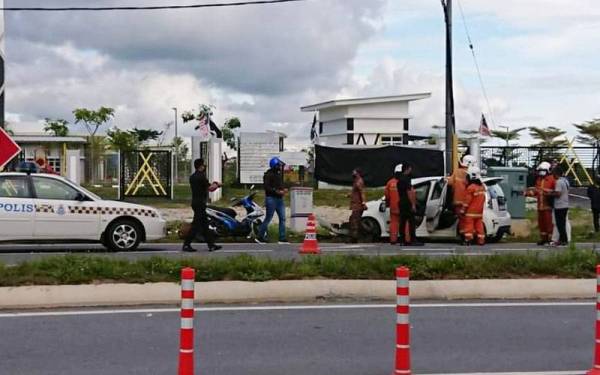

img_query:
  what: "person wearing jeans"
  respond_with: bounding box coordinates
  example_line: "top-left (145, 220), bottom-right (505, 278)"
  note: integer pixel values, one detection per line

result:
top-left (257, 157), bottom-right (288, 243)
top-left (551, 167), bottom-right (570, 246)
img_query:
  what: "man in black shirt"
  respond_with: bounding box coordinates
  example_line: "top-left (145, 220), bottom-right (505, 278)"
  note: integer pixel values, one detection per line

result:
top-left (397, 163), bottom-right (423, 246)
top-left (182, 158), bottom-right (222, 252)
top-left (588, 176), bottom-right (600, 232)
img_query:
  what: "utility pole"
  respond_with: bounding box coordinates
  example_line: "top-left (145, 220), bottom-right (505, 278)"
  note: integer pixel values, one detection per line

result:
top-left (442, 0), bottom-right (455, 174)
top-left (172, 107), bottom-right (178, 184)
top-left (1, 0), bottom-right (5, 130)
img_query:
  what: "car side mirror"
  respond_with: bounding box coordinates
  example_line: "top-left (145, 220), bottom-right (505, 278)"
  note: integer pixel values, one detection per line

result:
top-left (75, 192), bottom-right (86, 201)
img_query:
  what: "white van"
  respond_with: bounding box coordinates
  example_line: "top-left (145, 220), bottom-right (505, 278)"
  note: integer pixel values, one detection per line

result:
top-left (360, 176), bottom-right (511, 242)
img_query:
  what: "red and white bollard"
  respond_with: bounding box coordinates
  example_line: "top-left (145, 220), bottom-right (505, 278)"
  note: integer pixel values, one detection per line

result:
top-left (587, 265), bottom-right (600, 375)
top-left (179, 267), bottom-right (195, 375)
top-left (393, 266), bottom-right (411, 375)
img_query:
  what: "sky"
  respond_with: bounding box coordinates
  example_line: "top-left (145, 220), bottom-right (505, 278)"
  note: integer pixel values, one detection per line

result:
top-left (4, 0), bottom-right (600, 148)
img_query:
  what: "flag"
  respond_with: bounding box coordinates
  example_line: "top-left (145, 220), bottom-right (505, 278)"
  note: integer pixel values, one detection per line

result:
top-left (195, 112), bottom-right (210, 141)
top-left (479, 114), bottom-right (491, 137)
top-left (310, 114), bottom-right (317, 142)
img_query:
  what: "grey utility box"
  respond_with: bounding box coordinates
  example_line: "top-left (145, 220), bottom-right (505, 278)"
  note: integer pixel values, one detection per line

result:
top-left (487, 167), bottom-right (528, 219)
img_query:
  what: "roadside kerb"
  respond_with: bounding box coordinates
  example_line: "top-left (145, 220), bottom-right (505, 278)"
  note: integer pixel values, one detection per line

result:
top-left (0, 279), bottom-right (595, 309)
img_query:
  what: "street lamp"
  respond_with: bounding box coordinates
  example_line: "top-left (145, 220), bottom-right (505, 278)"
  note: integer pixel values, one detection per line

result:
top-left (172, 107), bottom-right (178, 184)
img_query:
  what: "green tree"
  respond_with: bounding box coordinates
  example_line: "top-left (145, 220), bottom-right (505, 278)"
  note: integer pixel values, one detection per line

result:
top-left (43, 118), bottom-right (70, 137)
top-left (490, 127), bottom-right (526, 145)
top-left (574, 118), bottom-right (600, 146)
top-left (172, 136), bottom-right (189, 162)
top-left (73, 107), bottom-right (115, 183)
top-left (222, 117), bottom-right (241, 150)
top-left (528, 126), bottom-right (567, 147)
top-left (105, 128), bottom-right (137, 152)
top-left (129, 127), bottom-right (163, 145)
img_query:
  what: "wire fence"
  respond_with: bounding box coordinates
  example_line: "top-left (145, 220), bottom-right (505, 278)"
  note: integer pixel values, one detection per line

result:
top-left (481, 146), bottom-right (600, 186)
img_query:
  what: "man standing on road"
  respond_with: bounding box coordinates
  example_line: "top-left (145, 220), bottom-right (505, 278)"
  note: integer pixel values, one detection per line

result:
top-left (183, 158), bottom-right (222, 252)
top-left (348, 168), bottom-right (367, 244)
top-left (397, 163), bottom-right (423, 246)
top-left (525, 162), bottom-right (556, 245)
top-left (462, 166), bottom-right (486, 246)
top-left (588, 177), bottom-right (600, 233)
top-left (257, 157), bottom-right (288, 244)
top-left (447, 154), bottom-right (475, 241)
top-left (551, 167), bottom-right (570, 246)
top-left (384, 164), bottom-right (402, 245)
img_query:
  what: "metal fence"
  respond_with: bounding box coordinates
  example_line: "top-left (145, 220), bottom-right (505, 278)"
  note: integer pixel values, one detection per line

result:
top-left (480, 146), bottom-right (599, 186)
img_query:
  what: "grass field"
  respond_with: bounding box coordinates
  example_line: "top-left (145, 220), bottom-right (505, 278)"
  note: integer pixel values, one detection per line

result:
top-left (0, 248), bottom-right (597, 286)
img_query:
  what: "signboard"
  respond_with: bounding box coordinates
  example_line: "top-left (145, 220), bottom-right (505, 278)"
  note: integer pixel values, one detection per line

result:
top-left (278, 151), bottom-right (309, 167)
top-left (0, 127), bottom-right (21, 170)
top-left (239, 132), bottom-right (280, 184)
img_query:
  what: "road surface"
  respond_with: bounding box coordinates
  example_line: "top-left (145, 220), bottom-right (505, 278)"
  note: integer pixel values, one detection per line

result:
top-left (0, 242), bottom-right (598, 265)
top-left (0, 301), bottom-right (594, 374)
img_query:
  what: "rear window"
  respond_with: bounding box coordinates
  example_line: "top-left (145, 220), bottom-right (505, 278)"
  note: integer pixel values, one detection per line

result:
top-left (0, 176), bottom-right (31, 198)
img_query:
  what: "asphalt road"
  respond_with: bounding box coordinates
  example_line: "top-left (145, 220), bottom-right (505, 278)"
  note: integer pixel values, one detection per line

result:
top-left (0, 301), bottom-right (594, 375)
top-left (0, 242), bottom-right (599, 265)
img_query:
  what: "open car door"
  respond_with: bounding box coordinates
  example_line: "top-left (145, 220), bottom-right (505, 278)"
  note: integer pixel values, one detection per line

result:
top-left (424, 178), bottom-right (447, 233)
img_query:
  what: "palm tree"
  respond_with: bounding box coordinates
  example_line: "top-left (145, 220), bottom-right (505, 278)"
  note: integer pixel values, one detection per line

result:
top-left (43, 118), bottom-right (69, 137)
top-left (574, 118), bottom-right (600, 146)
top-left (491, 127), bottom-right (526, 145)
top-left (528, 126), bottom-right (567, 147)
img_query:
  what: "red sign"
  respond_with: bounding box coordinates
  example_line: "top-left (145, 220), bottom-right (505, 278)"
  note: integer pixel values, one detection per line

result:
top-left (0, 127), bottom-right (21, 170)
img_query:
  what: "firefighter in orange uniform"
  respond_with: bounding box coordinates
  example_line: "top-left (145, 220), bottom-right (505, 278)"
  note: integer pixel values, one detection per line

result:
top-left (462, 166), bottom-right (486, 246)
top-left (525, 162), bottom-right (556, 245)
top-left (447, 154), bottom-right (475, 240)
top-left (384, 164), bottom-right (403, 244)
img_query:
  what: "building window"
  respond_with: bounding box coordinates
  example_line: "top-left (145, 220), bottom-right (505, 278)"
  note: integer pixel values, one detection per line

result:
top-left (47, 157), bottom-right (62, 174)
top-left (403, 119), bottom-right (409, 132)
top-left (380, 135), bottom-right (403, 146)
top-left (347, 118), bottom-right (354, 131)
top-left (346, 134), bottom-right (354, 145)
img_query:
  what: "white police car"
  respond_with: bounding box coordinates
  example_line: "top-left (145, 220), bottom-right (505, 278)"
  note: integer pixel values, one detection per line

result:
top-left (0, 172), bottom-right (166, 251)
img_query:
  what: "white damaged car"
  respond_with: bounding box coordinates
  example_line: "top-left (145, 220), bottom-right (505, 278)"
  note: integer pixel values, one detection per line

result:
top-left (360, 176), bottom-right (512, 242)
top-left (0, 172), bottom-right (166, 251)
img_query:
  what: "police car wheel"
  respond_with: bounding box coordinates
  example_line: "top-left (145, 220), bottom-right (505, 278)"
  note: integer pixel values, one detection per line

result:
top-left (106, 220), bottom-right (142, 251)
top-left (360, 217), bottom-right (381, 242)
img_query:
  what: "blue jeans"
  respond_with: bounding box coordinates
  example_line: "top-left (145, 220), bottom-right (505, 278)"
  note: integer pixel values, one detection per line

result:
top-left (258, 196), bottom-right (286, 241)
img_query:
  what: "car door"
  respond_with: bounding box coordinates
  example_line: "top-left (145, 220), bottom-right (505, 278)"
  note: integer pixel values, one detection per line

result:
top-left (31, 176), bottom-right (100, 239)
top-left (0, 175), bottom-right (35, 240)
top-left (424, 179), bottom-right (447, 233)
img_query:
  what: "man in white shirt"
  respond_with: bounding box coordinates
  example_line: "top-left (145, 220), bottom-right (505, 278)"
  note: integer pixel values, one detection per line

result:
top-left (551, 167), bottom-right (570, 246)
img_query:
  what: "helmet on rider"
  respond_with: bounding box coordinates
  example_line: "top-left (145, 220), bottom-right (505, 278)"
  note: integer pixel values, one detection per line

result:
top-left (537, 161), bottom-right (551, 176)
top-left (269, 156), bottom-right (284, 169)
top-left (461, 155), bottom-right (476, 168)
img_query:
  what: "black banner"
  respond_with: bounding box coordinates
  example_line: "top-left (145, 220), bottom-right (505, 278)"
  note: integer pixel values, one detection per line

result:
top-left (315, 145), bottom-right (444, 187)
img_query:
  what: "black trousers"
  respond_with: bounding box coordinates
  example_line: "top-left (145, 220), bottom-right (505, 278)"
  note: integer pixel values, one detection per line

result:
top-left (593, 209), bottom-right (600, 233)
top-left (184, 204), bottom-right (215, 247)
top-left (399, 209), bottom-right (417, 244)
top-left (554, 208), bottom-right (569, 244)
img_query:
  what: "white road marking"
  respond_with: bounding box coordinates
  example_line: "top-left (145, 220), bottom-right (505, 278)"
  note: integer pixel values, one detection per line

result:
top-left (423, 372), bottom-right (585, 375)
top-left (221, 249), bottom-right (273, 253)
top-left (0, 301), bottom-right (593, 318)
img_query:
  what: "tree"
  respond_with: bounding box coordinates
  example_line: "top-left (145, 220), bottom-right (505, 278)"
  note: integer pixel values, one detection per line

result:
top-left (528, 126), bottom-right (567, 147)
top-left (574, 118), bottom-right (600, 146)
top-left (222, 117), bottom-right (241, 150)
top-left (105, 128), bottom-right (137, 152)
top-left (490, 127), bottom-right (526, 145)
top-left (172, 136), bottom-right (189, 162)
top-left (129, 127), bottom-right (163, 145)
top-left (43, 118), bottom-right (70, 137)
top-left (73, 107), bottom-right (115, 183)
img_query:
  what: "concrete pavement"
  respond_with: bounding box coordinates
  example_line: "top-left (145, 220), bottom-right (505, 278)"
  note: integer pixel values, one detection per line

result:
top-left (0, 241), bottom-right (598, 265)
top-left (0, 302), bottom-right (594, 374)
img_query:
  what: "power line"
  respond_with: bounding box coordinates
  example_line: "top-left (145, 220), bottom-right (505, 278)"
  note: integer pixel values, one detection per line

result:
top-left (456, 0), bottom-right (497, 130)
top-left (1, 0), bottom-right (306, 11)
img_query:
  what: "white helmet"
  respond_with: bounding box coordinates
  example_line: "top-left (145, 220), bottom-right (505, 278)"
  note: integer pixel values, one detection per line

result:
top-left (467, 166), bottom-right (481, 179)
top-left (394, 164), bottom-right (403, 173)
top-left (461, 155), bottom-right (476, 168)
top-left (537, 161), bottom-right (551, 176)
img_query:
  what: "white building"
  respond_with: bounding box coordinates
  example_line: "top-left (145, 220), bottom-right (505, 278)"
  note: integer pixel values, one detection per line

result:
top-left (301, 93), bottom-right (431, 146)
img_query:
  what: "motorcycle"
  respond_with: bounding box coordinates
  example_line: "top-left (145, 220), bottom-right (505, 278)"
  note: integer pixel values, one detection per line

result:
top-left (204, 191), bottom-right (264, 241)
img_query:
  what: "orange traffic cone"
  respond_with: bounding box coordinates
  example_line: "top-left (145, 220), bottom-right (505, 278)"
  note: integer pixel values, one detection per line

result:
top-left (300, 213), bottom-right (320, 255)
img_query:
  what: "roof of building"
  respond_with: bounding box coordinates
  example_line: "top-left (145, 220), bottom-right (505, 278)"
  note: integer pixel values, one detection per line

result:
top-left (12, 134), bottom-right (88, 144)
top-left (300, 93), bottom-right (432, 112)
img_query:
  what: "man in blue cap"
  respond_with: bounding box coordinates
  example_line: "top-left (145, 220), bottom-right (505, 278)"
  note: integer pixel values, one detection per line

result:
top-left (257, 156), bottom-right (288, 243)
